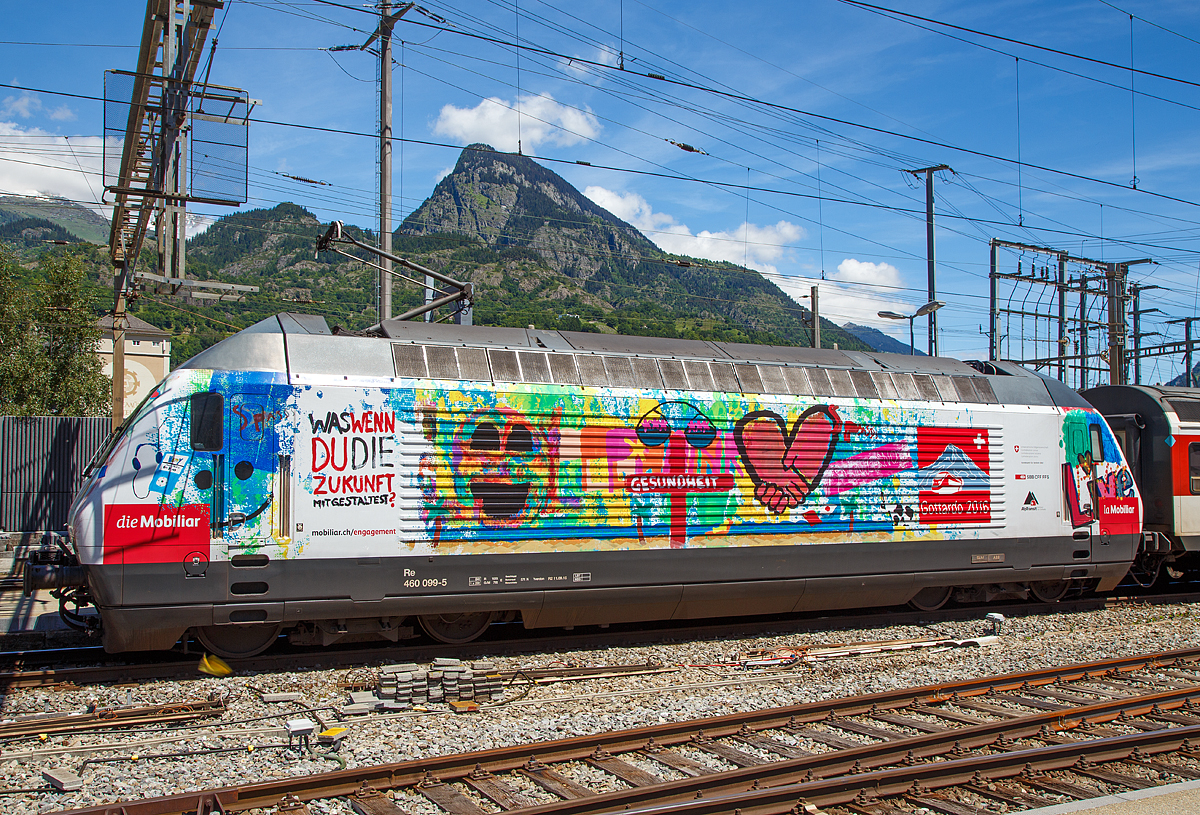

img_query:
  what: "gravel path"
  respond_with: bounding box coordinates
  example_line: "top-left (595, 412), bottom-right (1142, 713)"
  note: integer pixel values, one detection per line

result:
top-left (3, 601), bottom-right (1198, 814)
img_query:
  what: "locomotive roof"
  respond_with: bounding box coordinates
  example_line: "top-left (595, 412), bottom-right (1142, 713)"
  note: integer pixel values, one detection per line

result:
top-left (178, 312), bottom-right (1087, 409)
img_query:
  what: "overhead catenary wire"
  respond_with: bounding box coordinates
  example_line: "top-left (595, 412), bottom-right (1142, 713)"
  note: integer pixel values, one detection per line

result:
top-left (380, 17), bottom-right (1200, 209)
top-left (7, 6), bottom-right (1200, 354)
top-left (2, 32), bottom-right (1200, 246)
top-left (833, 0), bottom-right (1200, 90)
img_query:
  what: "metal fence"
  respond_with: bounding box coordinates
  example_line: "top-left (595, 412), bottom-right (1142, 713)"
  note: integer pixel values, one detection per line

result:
top-left (0, 417), bottom-right (110, 533)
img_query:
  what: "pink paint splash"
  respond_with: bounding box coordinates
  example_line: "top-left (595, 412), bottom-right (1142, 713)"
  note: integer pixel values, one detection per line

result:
top-left (822, 443), bottom-right (912, 496)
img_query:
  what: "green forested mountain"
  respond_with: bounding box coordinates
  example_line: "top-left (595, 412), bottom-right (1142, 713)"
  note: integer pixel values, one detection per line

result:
top-left (0, 195), bottom-right (109, 244)
top-left (3, 146), bottom-right (872, 367)
top-left (0, 217), bottom-right (83, 247)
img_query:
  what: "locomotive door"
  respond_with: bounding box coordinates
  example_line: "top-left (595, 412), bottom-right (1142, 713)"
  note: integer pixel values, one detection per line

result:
top-left (219, 393), bottom-right (280, 553)
top-left (1062, 420), bottom-right (1099, 554)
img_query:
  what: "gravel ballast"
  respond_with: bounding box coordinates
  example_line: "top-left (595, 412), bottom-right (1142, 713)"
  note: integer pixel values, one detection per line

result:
top-left (1, 600), bottom-right (1198, 814)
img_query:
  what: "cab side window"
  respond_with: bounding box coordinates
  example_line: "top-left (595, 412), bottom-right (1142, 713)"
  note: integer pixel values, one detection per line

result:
top-left (1190, 443), bottom-right (1200, 495)
top-left (190, 393), bottom-right (224, 451)
top-left (1089, 425), bottom-right (1104, 464)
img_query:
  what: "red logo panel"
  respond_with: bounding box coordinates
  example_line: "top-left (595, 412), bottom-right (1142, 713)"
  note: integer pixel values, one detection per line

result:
top-left (1098, 496), bottom-right (1140, 537)
top-left (917, 427), bottom-right (992, 524)
top-left (103, 503), bottom-right (210, 565)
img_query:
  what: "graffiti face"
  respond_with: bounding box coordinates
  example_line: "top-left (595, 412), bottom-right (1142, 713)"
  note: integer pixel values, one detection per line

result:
top-left (454, 408), bottom-right (555, 525)
top-left (632, 402), bottom-right (733, 548)
top-left (734, 405), bottom-right (842, 514)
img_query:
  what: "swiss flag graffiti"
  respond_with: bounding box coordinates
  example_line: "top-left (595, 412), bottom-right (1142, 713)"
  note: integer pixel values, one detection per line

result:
top-left (916, 427), bottom-right (992, 524)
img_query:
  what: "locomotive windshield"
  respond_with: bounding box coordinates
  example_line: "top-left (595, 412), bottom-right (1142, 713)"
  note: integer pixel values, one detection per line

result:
top-left (81, 388), bottom-right (158, 478)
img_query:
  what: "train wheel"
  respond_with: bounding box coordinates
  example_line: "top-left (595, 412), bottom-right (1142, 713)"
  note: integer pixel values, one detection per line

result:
top-left (1030, 580), bottom-right (1070, 603)
top-left (419, 612), bottom-right (495, 645)
top-left (909, 586), bottom-right (953, 611)
top-left (195, 624), bottom-right (282, 659)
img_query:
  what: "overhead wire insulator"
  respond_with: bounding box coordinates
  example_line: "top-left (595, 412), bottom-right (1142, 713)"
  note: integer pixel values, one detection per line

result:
top-left (667, 139), bottom-right (708, 155)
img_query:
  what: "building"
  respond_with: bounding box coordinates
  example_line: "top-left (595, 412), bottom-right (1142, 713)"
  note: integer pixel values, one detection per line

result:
top-left (97, 315), bottom-right (171, 417)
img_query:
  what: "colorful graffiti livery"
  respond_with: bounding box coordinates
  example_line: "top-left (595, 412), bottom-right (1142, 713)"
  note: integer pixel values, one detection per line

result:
top-left (58, 313), bottom-right (1151, 657)
top-left (84, 361), bottom-right (1142, 561)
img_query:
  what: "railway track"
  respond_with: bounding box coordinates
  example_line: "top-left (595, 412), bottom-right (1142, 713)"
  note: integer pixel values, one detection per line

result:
top-left (5, 588), bottom-right (1199, 691)
top-left (46, 647), bottom-right (1200, 815)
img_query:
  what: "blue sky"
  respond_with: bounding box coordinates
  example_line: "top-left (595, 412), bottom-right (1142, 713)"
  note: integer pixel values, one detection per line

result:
top-left (3, 0), bottom-right (1200, 381)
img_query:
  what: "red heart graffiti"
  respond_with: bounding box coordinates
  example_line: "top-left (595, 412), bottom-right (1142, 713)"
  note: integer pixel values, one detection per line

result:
top-left (734, 406), bottom-right (841, 514)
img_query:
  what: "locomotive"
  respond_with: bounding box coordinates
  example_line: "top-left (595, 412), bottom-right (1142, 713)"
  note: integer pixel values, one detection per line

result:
top-left (33, 313), bottom-right (1144, 658)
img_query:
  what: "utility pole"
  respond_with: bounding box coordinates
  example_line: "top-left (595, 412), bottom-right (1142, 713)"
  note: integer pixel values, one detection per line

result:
top-left (1057, 253), bottom-right (1067, 382)
top-left (112, 285), bottom-right (126, 431)
top-left (1106, 259), bottom-right (1151, 385)
top-left (379, 1), bottom-right (394, 322)
top-left (988, 240), bottom-right (998, 360)
top-left (1106, 262), bottom-right (1126, 386)
top-left (1130, 284), bottom-right (1161, 385)
top-left (1186, 320), bottom-right (1194, 388)
top-left (359, 3), bottom-right (414, 322)
top-left (1079, 275), bottom-right (1097, 390)
top-left (811, 285), bottom-right (820, 349)
top-left (907, 164), bottom-right (950, 356)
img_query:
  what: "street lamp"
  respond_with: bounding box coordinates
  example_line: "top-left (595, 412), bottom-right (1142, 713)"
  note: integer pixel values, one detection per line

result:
top-left (878, 300), bottom-right (945, 356)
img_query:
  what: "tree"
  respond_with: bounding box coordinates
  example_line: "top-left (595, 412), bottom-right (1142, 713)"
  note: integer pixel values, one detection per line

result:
top-left (0, 245), bottom-right (48, 414)
top-left (37, 250), bottom-right (109, 416)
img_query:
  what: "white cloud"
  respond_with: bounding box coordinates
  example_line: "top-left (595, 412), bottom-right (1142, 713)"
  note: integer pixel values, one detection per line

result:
top-left (824, 259), bottom-right (906, 327)
top-left (584, 185), bottom-right (804, 275)
top-left (434, 166), bottom-right (453, 184)
top-left (47, 105), bottom-right (76, 122)
top-left (1, 93), bottom-right (40, 119)
top-left (185, 213), bottom-right (213, 239)
top-left (0, 93), bottom-right (75, 122)
top-left (0, 122), bottom-right (109, 221)
top-left (583, 185), bottom-right (923, 343)
top-left (433, 93), bottom-right (600, 154)
top-left (834, 258), bottom-right (901, 288)
top-left (774, 258), bottom-right (926, 343)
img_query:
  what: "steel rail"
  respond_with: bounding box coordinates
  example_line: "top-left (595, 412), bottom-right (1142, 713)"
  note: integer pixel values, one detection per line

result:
top-left (47, 648), bottom-right (1200, 815)
top-left (592, 724), bottom-right (1200, 815)
top-left (458, 678), bottom-right (1200, 815)
top-left (0, 700), bottom-right (224, 740)
top-left (7, 589), bottom-right (1200, 691)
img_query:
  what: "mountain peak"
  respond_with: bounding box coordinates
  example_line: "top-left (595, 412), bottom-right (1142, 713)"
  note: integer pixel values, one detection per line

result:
top-left (392, 145), bottom-right (870, 350)
top-left (401, 145), bottom-right (650, 262)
